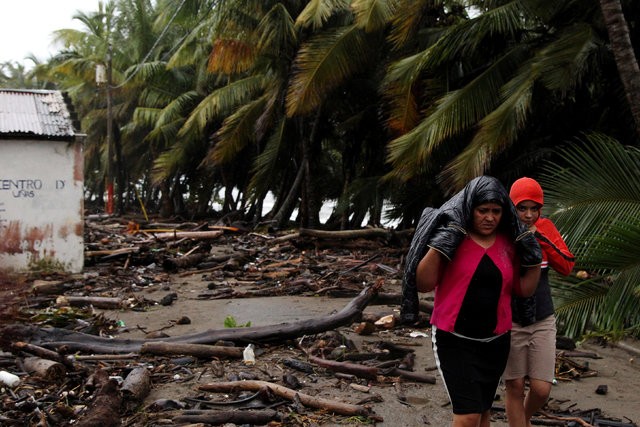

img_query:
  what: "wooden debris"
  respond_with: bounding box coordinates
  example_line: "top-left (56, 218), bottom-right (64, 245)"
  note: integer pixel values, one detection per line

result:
top-left (140, 341), bottom-right (244, 359)
top-left (198, 380), bottom-right (375, 418)
top-left (121, 366), bottom-right (152, 405)
top-left (23, 356), bottom-right (66, 381)
top-left (174, 409), bottom-right (284, 425)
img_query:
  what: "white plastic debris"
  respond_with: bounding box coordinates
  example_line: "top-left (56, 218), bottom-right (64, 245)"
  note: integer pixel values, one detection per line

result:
top-left (243, 344), bottom-right (256, 365)
top-left (0, 370), bottom-right (20, 388)
top-left (409, 331), bottom-right (429, 338)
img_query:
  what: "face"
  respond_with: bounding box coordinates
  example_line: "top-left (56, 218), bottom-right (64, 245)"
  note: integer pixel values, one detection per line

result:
top-left (472, 202), bottom-right (503, 236)
top-left (516, 200), bottom-right (541, 226)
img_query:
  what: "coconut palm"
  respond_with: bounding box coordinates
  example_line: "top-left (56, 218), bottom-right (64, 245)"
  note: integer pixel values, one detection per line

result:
top-left (540, 133), bottom-right (640, 339)
top-left (598, 0), bottom-right (640, 138)
top-left (383, 0), bottom-right (639, 194)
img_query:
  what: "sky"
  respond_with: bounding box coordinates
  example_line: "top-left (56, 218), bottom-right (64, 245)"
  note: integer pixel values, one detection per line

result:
top-left (0, 1), bottom-right (102, 65)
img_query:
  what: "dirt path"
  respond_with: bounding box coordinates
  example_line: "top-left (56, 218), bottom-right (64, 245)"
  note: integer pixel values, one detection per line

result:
top-left (101, 274), bottom-right (640, 426)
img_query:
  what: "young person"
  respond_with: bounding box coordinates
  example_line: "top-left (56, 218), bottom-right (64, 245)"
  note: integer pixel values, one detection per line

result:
top-left (504, 177), bottom-right (575, 427)
top-left (402, 175), bottom-right (542, 427)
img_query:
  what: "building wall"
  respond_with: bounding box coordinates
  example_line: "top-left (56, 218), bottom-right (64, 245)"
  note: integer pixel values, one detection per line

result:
top-left (0, 139), bottom-right (84, 273)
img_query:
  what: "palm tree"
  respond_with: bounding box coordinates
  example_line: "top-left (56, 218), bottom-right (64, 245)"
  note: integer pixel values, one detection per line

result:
top-left (540, 133), bottom-right (640, 339)
top-left (383, 0), bottom-right (639, 194)
top-left (598, 0), bottom-right (640, 139)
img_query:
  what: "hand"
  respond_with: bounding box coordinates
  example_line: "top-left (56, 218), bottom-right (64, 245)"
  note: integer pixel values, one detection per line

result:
top-left (428, 222), bottom-right (467, 260)
top-left (515, 229), bottom-right (542, 267)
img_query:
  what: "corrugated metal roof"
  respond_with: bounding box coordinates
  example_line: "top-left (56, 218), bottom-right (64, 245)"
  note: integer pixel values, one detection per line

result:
top-left (0, 89), bottom-right (77, 138)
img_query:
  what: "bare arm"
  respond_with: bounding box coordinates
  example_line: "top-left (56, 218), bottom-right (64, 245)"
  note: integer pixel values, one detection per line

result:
top-left (416, 248), bottom-right (445, 292)
top-left (517, 265), bottom-right (541, 297)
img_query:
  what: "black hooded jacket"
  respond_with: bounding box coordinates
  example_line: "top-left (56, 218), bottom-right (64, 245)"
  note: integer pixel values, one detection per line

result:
top-left (400, 176), bottom-right (541, 324)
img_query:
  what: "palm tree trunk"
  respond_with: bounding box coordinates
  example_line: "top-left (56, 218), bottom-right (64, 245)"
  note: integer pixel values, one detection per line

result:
top-left (272, 163), bottom-right (305, 228)
top-left (599, 0), bottom-right (640, 139)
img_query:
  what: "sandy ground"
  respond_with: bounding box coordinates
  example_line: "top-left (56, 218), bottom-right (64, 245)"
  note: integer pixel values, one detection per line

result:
top-left (97, 274), bottom-right (640, 426)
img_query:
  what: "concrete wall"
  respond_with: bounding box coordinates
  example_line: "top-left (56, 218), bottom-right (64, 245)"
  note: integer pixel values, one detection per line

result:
top-left (0, 139), bottom-right (84, 273)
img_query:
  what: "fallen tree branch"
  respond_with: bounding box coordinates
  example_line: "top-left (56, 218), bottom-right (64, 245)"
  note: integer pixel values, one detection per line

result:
top-left (140, 342), bottom-right (243, 359)
top-left (174, 409), bottom-right (284, 425)
top-left (198, 380), bottom-right (375, 418)
top-left (307, 355), bottom-right (436, 384)
top-left (538, 411), bottom-right (595, 427)
top-left (1, 280), bottom-right (384, 354)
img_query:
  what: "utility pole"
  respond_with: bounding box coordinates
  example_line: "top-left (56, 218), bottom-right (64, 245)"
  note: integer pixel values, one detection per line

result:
top-left (106, 43), bottom-right (114, 215)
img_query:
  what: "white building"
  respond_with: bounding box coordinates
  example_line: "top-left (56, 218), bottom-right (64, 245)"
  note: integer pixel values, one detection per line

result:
top-left (0, 89), bottom-right (85, 273)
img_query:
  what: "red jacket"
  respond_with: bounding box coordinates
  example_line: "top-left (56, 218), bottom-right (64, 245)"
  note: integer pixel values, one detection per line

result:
top-left (535, 217), bottom-right (574, 275)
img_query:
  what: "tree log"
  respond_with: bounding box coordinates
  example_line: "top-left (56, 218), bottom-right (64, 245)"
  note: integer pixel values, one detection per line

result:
top-left (198, 380), bottom-right (374, 418)
top-left (56, 295), bottom-right (126, 309)
top-left (121, 366), bottom-right (151, 404)
top-left (1, 280), bottom-right (383, 354)
top-left (307, 355), bottom-right (436, 384)
top-left (174, 409), bottom-right (284, 425)
top-left (145, 230), bottom-right (223, 241)
top-left (308, 355), bottom-right (379, 380)
top-left (23, 356), bottom-right (66, 381)
top-left (162, 253), bottom-right (207, 271)
top-left (75, 378), bottom-right (122, 427)
top-left (140, 342), bottom-right (243, 358)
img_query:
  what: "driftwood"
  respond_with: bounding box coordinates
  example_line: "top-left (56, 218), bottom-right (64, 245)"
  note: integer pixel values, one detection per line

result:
top-left (121, 366), bottom-right (151, 404)
top-left (140, 341), bottom-right (244, 358)
top-left (84, 247), bottom-right (139, 258)
top-left (308, 355), bottom-right (379, 380)
top-left (162, 253), bottom-right (207, 271)
top-left (23, 356), bottom-right (66, 381)
top-left (308, 355), bottom-right (436, 384)
top-left (12, 341), bottom-right (76, 370)
top-left (75, 372), bottom-right (122, 427)
top-left (538, 411), bottom-right (595, 427)
top-left (144, 230), bottom-right (223, 241)
top-left (198, 380), bottom-right (375, 418)
top-left (1, 280), bottom-right (384, 354)
top-left (56, 295), bottom-right (126, 309)
top-left (269, 227), bottom-right (413, 244)
top-left (31, 280), bottom-right (68, 295)
top-left (174, 409), bottom-right (284, 425)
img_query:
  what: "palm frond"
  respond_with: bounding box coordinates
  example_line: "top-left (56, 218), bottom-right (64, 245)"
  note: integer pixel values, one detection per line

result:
top-left (441, 58), bottom-right (535, 189)
top-left (385, 46), bottom-right (528, 181)
top-left (542, 133), bottom-right (640, 338)
top-left (536, 23), bottom-right (596, 92)
top-left (257, 3), bottom-right (297, 56)
top-left (387, 0), bottom-right (433, 49)
top-left (208, 38), bottom-right (257, 75)
top-left (553, 277), bottom-right (608, 338)
top-left (424, 1), bottom-right (535, 69)
top-left (352, 0), bottom-right (399, 33)
top-left (180, 75), bottom-right (266, 138)
top-left (440, 24), bottom-right (599, 188)
top-left (541, 134), bottom-right (640, 254)
top-left (295, 0), bottom-right (351, 31)
top-left (286, 25), bottom-right (376, 116)
top-left (206, 95), bottom-right (269, 165)
top-left (249, 117), bottom-right (291, 197)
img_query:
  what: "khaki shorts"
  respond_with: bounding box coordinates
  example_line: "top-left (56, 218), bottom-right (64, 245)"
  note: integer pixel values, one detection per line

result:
top-left (503, 315), bottom-right (557, 382)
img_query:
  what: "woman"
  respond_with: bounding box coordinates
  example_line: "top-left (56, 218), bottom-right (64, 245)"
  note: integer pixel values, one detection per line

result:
top-left (504, 177), bottom-right (575, 427)
top-left (402, 176), bottom-right (541, 427)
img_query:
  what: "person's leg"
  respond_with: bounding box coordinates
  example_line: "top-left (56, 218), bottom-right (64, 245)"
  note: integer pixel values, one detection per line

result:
top-left (504, 378), bottom-right (527, 427)
top-left (523, 316), bottom-right (556, 424)
top-left (453, 412), bottom-right (482, 427)
top-left (479, 409), bottom-right (493, 427)
top-left (524, 378), bottom-right (552, 422)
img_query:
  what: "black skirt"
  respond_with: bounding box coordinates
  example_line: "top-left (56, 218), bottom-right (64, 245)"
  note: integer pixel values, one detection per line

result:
top-left (432, 327), bottom-right (510, 414)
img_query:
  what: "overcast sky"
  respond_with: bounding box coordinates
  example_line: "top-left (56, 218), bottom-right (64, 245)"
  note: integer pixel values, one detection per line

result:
top-left (0, 1), bottom-right (102, 65)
